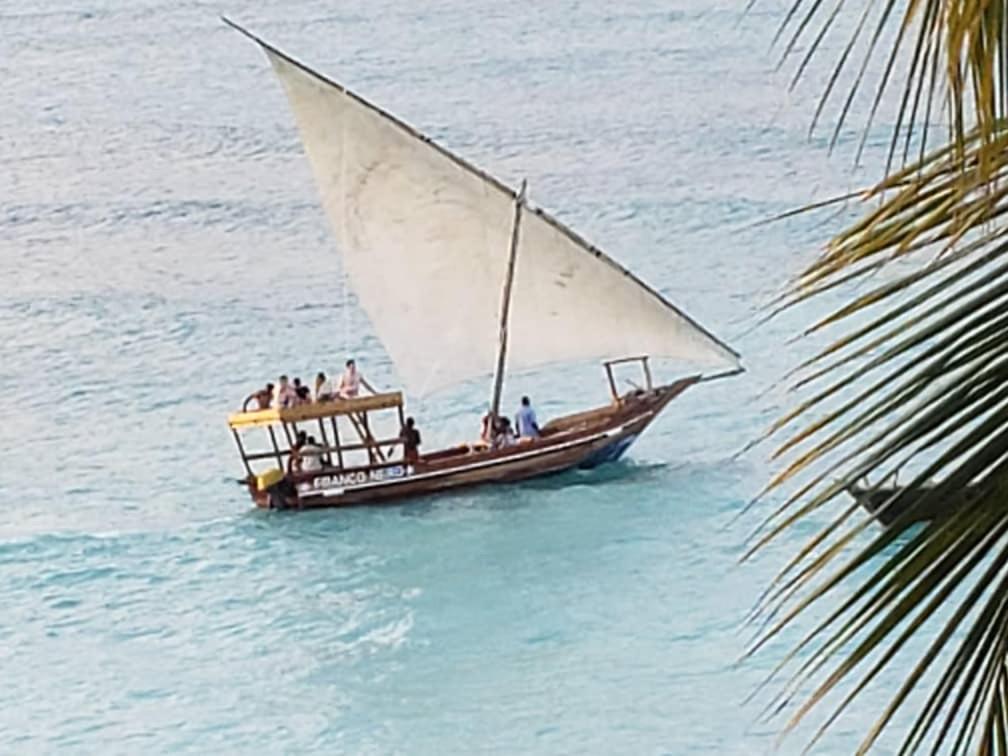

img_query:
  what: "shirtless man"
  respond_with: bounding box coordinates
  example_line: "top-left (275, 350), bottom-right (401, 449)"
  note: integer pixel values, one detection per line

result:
top-left (273, 375), bottom-right (297, 409)
top-left (400, 417), bottom-right (422, 465)
top-left (243, 382), bottom-right (274, 411)
top-left (336, 359), bottom-right (376, 399)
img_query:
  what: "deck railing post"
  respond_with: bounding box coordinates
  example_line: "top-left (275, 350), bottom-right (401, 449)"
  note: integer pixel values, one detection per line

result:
top-left (330, 417), bottom-right (344, 469)
top-left (231, 429), bottom-right (253, 476)
top-left (266, 425), bottom-right (284, 470)
top-left (317, 418), bottom-right (332, 466)
top-left (642, 357), bottom-right (653, 392)
top-left (604, 362), bottom-right (618, 403)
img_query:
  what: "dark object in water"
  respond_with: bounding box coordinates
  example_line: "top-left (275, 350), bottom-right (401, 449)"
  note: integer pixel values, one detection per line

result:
top-left (848, 481), bottom-right (978, 528)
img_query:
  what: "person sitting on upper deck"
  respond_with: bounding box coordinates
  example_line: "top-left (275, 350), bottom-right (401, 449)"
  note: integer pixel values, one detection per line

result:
top-left (400, 417), bottom-right (422, 465)
top-left (274, 375), bottom-right (297, 410)
top-left (243, 382), bottom-right (274, 411)
top-left (515, 396), bottom-right (541, 441)
top-left (336, 359), bottom-right (376, 399)
top-left (294, 385), bottom-right (312, 405)
top-left (300, 435), bottom-right (324, 472)
top-left (315, 371), bottom-right (333, 402)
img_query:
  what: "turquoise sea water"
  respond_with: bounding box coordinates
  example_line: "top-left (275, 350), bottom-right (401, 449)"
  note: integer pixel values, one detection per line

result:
top-left (3, 1), bottom-right (925, 753)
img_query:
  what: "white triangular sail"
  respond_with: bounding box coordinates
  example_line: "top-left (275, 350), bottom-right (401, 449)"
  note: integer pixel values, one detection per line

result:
top-left (230, 21), bottom-right (742, 396)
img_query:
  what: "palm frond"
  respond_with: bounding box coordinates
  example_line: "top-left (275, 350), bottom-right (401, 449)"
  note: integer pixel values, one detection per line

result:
top-left (778, 0), bottom-right (1005, 170)
top-left (754, 1), bottom-right (1008, 751)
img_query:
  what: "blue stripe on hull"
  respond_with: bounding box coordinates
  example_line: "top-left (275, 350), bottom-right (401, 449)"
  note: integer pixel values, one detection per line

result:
top-left (578, 433), bottom-right (638, 469)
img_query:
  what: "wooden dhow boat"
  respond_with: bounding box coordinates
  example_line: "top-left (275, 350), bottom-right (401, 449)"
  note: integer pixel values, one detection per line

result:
top-left (848, 476), bottom-right (978, 529)
top-left (848, 482), bottom-right (943, 528)
top-left (224, 20), bottom-right (743, 510)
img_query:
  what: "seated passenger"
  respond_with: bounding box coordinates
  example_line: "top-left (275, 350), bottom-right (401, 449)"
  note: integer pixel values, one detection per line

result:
top-left (258, 383), bottom-right (275, 409)
top-left (300, 435), bottom-right (324, 472)
top-left (492, 417), bottom-right (516, 450)
top-left (467, 417), bottom-right (491, 453)
top-left (336, 359), bottom-right (376, 399)
top-left (315, 371), bottom-right (333, 402)
top-left (479, 411), bottom-right (493, 445)
top-left (243, 382), bottom-right (274, 411)
top-left (294, 385), bottom-right (312, 405)
top-left (274, 375), bottom-right (297, 409)
top-left (287, 431), bottom-right (308, 473)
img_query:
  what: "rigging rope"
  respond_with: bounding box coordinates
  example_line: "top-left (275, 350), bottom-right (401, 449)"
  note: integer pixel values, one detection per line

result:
top-left (340, 118), bottom-right (349, 357)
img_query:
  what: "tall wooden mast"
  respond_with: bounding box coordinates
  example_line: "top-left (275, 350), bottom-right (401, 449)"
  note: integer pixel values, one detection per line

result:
top-left (489, 180), bottom-right (527, 420)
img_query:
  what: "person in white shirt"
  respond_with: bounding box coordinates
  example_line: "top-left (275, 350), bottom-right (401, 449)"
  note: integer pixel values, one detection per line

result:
top-left (336, 359), bottom-right (375, 399)
top-left (315, 371), bottom-right (333, 402)
top-left (300, 435), bottom-right (324, 472)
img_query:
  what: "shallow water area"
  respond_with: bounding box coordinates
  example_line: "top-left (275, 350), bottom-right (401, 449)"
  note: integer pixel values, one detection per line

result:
top-left (3, 0), bottom-right (919, 753)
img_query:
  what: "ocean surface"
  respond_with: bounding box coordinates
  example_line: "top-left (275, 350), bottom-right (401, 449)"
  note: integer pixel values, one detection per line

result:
top-left (2, 1), bottom-right (924, 753)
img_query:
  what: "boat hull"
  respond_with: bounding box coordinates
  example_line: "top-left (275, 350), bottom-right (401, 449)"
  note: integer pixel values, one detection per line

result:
top-left (850, 485), bottom-right (925, 527)
top-left (247, 381), bottom-right (691, 510)
top-left (848, 483), bottom-right (976, 528)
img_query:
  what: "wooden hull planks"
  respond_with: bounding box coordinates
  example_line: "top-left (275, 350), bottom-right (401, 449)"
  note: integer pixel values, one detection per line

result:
top-left (244, 381), bottom-right (690, 510)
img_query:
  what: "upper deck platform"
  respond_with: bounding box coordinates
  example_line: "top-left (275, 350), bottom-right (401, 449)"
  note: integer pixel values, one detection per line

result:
top-left (227, 391), bottom-right (404, 429)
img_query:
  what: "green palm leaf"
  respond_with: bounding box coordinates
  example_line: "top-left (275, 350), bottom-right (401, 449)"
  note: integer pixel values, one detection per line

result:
top-left (752, 1), bottom-right (1008, 753)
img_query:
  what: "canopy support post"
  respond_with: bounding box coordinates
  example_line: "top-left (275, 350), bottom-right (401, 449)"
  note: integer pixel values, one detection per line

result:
top-left (231, 429), bottom-right (253, 476)
top-left (329, 417), bottom-right (344, 468)
top-left (489, 179), bottom-right (527, 421)
top-left (266, 426), bottom-right (284, 470)
top-left (317, 418), bottom-right (332, 467)
top-left (346, 412), bottom-right (385, 464)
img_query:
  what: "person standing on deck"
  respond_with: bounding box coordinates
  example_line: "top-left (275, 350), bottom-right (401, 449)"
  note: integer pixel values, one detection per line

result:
top-left (400, 417), bottom-right (422, 465)
top-left (515, 396), bottom-right (540, 440)
top-left (336, 359), bottom-right (375, 399)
